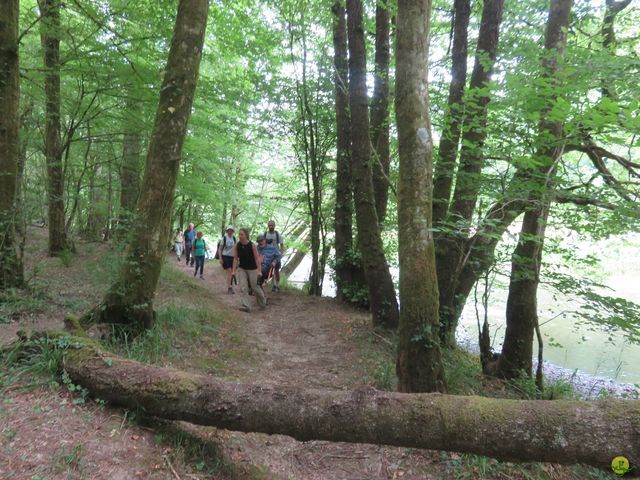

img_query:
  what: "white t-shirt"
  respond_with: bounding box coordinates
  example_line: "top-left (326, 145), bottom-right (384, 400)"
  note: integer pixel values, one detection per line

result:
top-left (220, 234), bottom-right (236, 257)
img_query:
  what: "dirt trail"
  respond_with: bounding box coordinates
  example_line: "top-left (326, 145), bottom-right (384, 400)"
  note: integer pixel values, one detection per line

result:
top-left (176, 259), bottom-right (439, 479)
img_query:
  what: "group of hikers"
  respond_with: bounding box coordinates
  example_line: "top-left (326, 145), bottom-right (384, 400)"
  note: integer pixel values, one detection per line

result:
top-left (172, 220), bottom-right (284, 312)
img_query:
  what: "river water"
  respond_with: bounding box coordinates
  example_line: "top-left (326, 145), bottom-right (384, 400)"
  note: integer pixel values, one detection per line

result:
top-left (288, 234), bottom-right (640, 397)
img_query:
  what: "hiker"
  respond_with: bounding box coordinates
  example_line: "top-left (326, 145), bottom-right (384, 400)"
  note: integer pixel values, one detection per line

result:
top-left (264, 220), bottom-right (284, 291)
top-left (183, 223), bottom-right (196, 266)
top-left (192, 231), bottom-right (207, 279)
top-left (257, 235), bottom-right (282, 290)
top-left (218, 225), bottom-right (236, 294)
top-left (173, 228), bottom-right (183, 262)
top-left (233, 228), bottom-right (266, 312)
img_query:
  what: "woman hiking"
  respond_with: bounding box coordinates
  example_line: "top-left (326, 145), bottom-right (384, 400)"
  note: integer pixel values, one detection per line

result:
top-left (232, 228), bottom-right (266, 312)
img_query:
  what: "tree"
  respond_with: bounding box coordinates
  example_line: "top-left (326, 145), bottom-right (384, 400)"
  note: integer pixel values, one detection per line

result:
top-left (432, 0), bottom-right (471, 226)
top-left (436, 0), bottom-right (505, 347)
top-left (346, 0), bottom-right (399, 328)
top-left (332, 0), bottom-right (354, 303)
top-left (395, 0), bottom-right (446, 393)
top-left (370, 0), bottom-right (391, 227)
top-left (0, 0), bottom-right (23, 289)
top-left (38, 0), bottom-right (69, 256)
top-left (56, 333), bottom-right (640, 471)
top-left (83, 0), bottom-right (209, 331)
top-left (497, 0), bottom-right (574, 379)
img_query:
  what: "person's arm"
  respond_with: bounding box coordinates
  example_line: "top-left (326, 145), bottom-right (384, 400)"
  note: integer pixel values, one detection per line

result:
top-left (253, 244), bottom-right (262, 276)
top-left (233, 244), bottom-right (239, 273)
top-left (273, 246), bottom-right (282, 265)
top-left (218, 238), bottom-right (224, 263)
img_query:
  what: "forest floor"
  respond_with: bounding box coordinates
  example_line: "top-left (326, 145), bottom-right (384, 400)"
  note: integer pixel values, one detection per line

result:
top-left (0, 228), bottom-right (616, 480)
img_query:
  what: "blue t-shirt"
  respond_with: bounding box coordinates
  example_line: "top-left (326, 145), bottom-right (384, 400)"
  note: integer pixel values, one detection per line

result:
top-left (257, 243), bottom-right (282, 267)
top-left (184, 229), bottom-right (196, 245)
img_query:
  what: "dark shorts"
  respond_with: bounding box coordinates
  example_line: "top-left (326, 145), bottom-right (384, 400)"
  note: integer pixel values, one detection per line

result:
top-left (222, 255), bottom-right (234, 270)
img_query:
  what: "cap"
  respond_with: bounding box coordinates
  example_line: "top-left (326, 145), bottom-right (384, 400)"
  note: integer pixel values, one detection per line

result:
top-left (257, 235), bottom-right (266, 242)
top-left (226, 225), bottom-right (234, 231)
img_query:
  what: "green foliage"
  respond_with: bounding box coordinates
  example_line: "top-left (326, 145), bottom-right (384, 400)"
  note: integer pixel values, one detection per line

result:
top-left (58, 248), bottom-right (74, 268)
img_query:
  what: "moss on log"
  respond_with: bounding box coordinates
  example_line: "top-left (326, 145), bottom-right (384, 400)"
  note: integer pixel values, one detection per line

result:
top-left (50, 335), bottom-right (640, 472)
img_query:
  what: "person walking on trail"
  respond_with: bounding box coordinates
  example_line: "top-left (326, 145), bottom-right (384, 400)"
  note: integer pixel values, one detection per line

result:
top-left (233, 228), bottom-right (266, 312)
top-left (257, 235), bottom-right (281, 290)
top-left (173, 228), bottom-right (183, 262)
top-left (264, 220), bottom-right (284, 292)
top-left (218, 225), bottom-right (236, 294)
top-left (192, 231), bottom-right (207, 279)
top-left (184, 223), bottom-right (196, 266)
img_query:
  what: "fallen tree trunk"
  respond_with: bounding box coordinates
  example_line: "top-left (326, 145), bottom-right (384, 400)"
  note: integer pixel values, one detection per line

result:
top-left (57, 337), bottom-right (639, 471)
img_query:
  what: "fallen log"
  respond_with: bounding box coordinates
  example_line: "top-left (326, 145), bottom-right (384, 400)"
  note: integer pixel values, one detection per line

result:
top-left (54, 335), bottom-right (639, 472)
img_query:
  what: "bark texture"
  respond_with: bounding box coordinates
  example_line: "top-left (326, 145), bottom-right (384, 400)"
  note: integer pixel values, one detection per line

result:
top-left (0, 0), bottom-right (23, 289)
top-left (60, 338), bottom-right (640, 471)
top-left (436, 0), bottom-right (505, 347)
top-left (332, 0), bottom-right (356, 303)
top-left (497, 0), bottom-right (573, 378)
top-left (432, 0), bottom-right (471, 225)
top-left (38, 0), bottom-right (68, 256)
top-left (370, 0), bottom-right (391, 227)
top-left (86, 0), bottom-right (208, 330)
top-left (346, 0), bottom-right (399, 328)
top-left (395, 0), bottom-right (446, 393)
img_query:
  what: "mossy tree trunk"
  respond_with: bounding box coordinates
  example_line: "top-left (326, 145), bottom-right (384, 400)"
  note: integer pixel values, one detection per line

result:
top-left (0, 0), bottom-right (24, 290)
top-left (60, 338), bottom-right (640, 471)
top-left (86, 0), bottom-right (208, 331)
top-left (346, 0), bottom-right (399, 328)
top-left (436, 0), bottom-right (505, 348)
top-left (370, 0), bottom-right (390, 228)
top-left (395, 0), bottom-right (446, 393)
top-left (497, 0), bottom-right (573, 379)
top-left (38, 0), bottom-right (69, 256)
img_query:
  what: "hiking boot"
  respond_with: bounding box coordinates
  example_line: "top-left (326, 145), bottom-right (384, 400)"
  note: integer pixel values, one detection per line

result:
top-left (227, 287), bottom-right (234, 295)
top-left (239, 305), bottom-right (251, 313)
top-left (271, 285), bottom-right (277, 292)
top-left (200, 275), bottom-right (204, 279)
top-left (248, 289), bottom-right (254, 296)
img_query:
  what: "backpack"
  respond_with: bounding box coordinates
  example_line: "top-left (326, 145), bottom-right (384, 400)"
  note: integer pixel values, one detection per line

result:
top-left (215, 235), bottom-right (236, 259)
top-left (263, 231), bottom-right (281, 245)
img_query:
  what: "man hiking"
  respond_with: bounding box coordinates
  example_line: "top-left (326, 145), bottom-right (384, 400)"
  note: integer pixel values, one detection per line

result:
top-left (257, 235), bottom-right (282, 291)
top-left (264, 220), bottom-right (284, 292)
top-left (218, 225), bottom-right (236, 294)
top-left (183, 223), bottom-right (196, 267)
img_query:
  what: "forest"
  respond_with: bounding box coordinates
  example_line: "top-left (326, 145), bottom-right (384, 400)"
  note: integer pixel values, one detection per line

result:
top-left (1, 0), bottom-right (639, 478)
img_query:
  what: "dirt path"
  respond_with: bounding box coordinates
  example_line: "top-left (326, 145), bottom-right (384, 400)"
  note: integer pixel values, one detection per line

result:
top-left (175, 259), bottom-right (440, 479)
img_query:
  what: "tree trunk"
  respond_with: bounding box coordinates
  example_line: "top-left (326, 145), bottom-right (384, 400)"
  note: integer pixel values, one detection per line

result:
top-left (85, 165), bottom-right (103, 240)
top-left (61, 338), bottom-right (640, 471)
top-left (600, 0), bottom-right (632, 98)
top-left (432, 0), bottom-right (471, 225)
top-left (370, 0), bottom-right (390, 227)
top-left (497, 0), bottom-right (573, 379)
top-left (395, 0), bottom-right (446, 393)
top-left (83, 0), bottom-right (208, 331)
top-left (0, 0), bottom-right (23, 289)
top-left (346, 0), bottom-right (399, 329)
top-left (498, 205), bottom-right (550, 378)
top-left (436, 0), bottom-right (505, 347)
top-left (38, 0), bottom-right (68, 256)
top-left (332, 0), bottom-right (360, 304)
top-left (118, 97), bottom-right (143, 237)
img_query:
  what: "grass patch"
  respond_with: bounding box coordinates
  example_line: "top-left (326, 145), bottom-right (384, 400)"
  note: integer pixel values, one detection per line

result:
top-left (0, 287), bottom-right (49, 323)
top-left (110, 304), bottom-right (223, 364)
